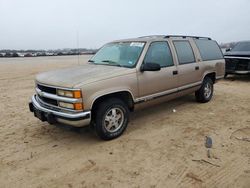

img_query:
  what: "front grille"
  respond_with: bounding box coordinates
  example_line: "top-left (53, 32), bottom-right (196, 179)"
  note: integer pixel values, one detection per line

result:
top-left (225, 58), bottom-right (250, 71)
top-left (225, 59), bottom-right (237, 70)
top-left (37, 84), bottom-right (57, 94)
top-left (237, 61), bottom-right (249, 71)
top-left (36, 83), bottom-right (58, 107)
top-left (38, 96), bottom-right (58, 106)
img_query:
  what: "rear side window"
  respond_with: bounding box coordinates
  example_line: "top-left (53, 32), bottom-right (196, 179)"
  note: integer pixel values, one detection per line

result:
top-left (173, 41), bottom-right (195, 65)
top-left (144, 41), bottom-right (174, 67)
top-left (194, 39), bottom-right (223, 61)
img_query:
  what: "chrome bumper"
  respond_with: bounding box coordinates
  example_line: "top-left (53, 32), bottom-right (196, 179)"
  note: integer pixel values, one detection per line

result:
top-left (226, 70), bottom-right (250, 75)
top-left (29, 95), bottom-right (91, 127)
top-left (234, 70), bottom-right (250, 74)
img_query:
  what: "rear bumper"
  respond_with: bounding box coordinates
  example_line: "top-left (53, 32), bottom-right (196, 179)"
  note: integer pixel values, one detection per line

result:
top-left (29, 95), bottom-right (91, 127)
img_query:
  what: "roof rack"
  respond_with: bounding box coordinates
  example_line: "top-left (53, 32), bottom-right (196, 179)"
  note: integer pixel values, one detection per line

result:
top-left (138, 35), bottom-right (165, 38)
top-left (164, 35), bottom-right (211, 40)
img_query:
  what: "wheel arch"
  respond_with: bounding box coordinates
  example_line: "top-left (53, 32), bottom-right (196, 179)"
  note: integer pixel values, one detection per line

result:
top-left (91, 90), bottom-right (135, 113)
top-left (202, 72), bottom-right (216, 83)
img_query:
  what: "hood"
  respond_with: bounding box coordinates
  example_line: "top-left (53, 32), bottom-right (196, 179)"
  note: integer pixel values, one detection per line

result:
top-left (36, 63), bottom-right (135, 88)
top-left (224, 51), bottom-right (250, 57)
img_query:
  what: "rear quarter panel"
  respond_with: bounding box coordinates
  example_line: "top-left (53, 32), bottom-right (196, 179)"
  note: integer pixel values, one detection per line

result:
top-left (215, 59), bottom-right (226, 78)
top-left (190, 38), bottom-right (225, 81)
top-left (199, 59), bottom-right (225, 81)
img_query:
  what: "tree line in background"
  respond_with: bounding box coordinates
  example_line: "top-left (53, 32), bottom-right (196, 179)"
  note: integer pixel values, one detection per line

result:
top-left (0, 48), bottom-right (97, 58)
top-left (0, 42), bottom-right (238, 58)
top-left (219, 42), bottom-right (237, 49)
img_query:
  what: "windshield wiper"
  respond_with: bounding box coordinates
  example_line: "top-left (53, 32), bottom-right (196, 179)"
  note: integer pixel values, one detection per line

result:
top-left (88, 59), bottom-right (95, 63)
top-left (101, 60), bottom-right (121, 67)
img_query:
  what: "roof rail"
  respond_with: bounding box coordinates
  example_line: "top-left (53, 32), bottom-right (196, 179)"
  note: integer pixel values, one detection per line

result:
top-left (164, 35), bottom-right (211, 40)
top-left (138, 35), bottom-right (165, 38)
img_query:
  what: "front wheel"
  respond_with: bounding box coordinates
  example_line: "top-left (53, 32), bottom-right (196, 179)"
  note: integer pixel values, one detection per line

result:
top-left (94, 98), bottom-right (129, 140)
top-left (195, 77), bottom-right (214, 103)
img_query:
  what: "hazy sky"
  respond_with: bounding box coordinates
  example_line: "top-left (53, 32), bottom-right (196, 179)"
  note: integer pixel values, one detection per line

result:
top-left (0, 0), bottom-right (249, 50)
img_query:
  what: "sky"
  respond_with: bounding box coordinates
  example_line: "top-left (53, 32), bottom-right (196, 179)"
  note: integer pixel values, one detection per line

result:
top-left (0, 0), bottom-right (249, 50)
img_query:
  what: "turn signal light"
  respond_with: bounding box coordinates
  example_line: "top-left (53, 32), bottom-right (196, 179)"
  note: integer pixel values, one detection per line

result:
top-left (74, 103), bottom-right (83, 110)
top-left (73, 90), bottom-right (82, 98)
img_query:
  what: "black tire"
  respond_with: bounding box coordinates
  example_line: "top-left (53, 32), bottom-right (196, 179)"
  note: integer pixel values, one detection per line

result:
top-left (195, 77), bottom-right (214, 103)
top-left (94, 98), bottom-right (129, 140)
top-left (224, 73), bottom-right (228, 78)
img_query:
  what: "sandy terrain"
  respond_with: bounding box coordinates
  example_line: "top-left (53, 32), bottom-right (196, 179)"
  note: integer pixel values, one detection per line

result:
top-left (0, 56), bottom-right (249, 188)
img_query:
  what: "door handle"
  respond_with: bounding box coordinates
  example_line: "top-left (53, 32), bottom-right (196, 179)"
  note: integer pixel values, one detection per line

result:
top-left (173, 70), bottom-right (178, 75)
top-left (195, 66), bottom-right (199, 70)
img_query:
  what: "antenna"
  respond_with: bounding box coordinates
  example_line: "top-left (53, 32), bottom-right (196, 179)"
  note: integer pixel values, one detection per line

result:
top-left (77, 29), bottom-right (80, 65)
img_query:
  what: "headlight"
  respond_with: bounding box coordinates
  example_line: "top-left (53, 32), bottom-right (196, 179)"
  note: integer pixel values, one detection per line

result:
top-left (57, 89), bottom-right (82, 98)
top-left (58, 102), bottom-right (74, 109)
top-left (58, 102), bottom-right (83, 110)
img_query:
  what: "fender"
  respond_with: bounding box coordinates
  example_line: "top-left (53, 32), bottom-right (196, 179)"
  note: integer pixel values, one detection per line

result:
top-left (90, 89), bottom-right (135, 109)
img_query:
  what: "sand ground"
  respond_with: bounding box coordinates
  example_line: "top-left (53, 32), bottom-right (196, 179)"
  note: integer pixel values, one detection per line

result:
top-left (0, 56), bottom-right (249, 188)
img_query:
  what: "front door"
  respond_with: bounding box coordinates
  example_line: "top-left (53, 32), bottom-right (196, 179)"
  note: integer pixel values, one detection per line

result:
top-left (137, 41), bottom-right (179, 102)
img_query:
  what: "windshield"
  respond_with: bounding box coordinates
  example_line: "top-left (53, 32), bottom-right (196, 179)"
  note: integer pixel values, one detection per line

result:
top-left (89, 42), bottom-right (145, 68)
top-left (232, 42), bottom-right (250, 51)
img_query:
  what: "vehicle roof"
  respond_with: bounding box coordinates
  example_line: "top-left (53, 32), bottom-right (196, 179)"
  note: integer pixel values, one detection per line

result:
top-left (111, 35), bottom-right (212, 43)
top-left (236, 40), bottom-right (250, 43)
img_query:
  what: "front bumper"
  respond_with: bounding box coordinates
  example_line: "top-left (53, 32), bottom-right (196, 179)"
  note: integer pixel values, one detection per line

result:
top-left (226, 70), bottom-right (250, 75)
top-left (29, 95), bottom-right (91, 127)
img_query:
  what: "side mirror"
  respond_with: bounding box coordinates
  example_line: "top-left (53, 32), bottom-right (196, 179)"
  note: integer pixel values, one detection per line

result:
top-left (225, 48), bottom-right (231, 52)
top-left (140, 62), bottom-right (161, 72)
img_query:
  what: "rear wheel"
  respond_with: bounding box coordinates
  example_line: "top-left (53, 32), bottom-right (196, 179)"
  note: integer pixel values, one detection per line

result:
top-left (195, 77), bottom-right (214, 103)
top-left (94, 98), bottom-right (129, 140)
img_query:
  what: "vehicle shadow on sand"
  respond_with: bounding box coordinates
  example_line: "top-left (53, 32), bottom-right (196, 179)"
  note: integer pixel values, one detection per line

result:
top-left (224, 75), bottom-right (250, 82)
top-left (32, 94), bottom-right (197, 142)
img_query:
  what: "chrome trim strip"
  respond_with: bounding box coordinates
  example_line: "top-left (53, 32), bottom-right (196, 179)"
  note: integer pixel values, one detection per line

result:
top-left (135, 88), bottom-right (178, 103)
top-left (135, 81), bottom-right (201, 103)
top-left (36, 88), bottom-right (82, 103)
top-left (32, 95), bottom-right (90, 119)
top-left (224, 56), bottom-right (250, 60)
top-left (178, 81), bottom-right (202, 91)
top-left (36, 82), bottom-right (81, 91)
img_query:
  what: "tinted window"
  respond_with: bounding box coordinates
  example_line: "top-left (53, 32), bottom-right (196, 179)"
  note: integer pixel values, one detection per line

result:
top-left (232, 41), bottom-right (250, 51)
top-left (144, 42), bottom-right (174, 67)
top-left (195, 39), bottom-right (223, 61)
top-left (174, 41), bottom-right (195, 64)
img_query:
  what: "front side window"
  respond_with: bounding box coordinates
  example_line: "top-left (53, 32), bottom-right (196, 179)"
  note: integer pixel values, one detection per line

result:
top-left (173, 41), bottom-right (195, 65)
top-left (90, 42), bottom-right (145, 68)
top-left (144, 41), bottom-right (174, 67)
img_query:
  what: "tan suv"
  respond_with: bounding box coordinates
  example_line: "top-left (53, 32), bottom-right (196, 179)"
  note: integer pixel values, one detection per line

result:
top-left (29, 35), bottom-right (225, 140)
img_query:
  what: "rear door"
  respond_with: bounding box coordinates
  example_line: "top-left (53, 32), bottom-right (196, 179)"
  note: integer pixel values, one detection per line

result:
top-left (172, 39), bottom-right (202, 89)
